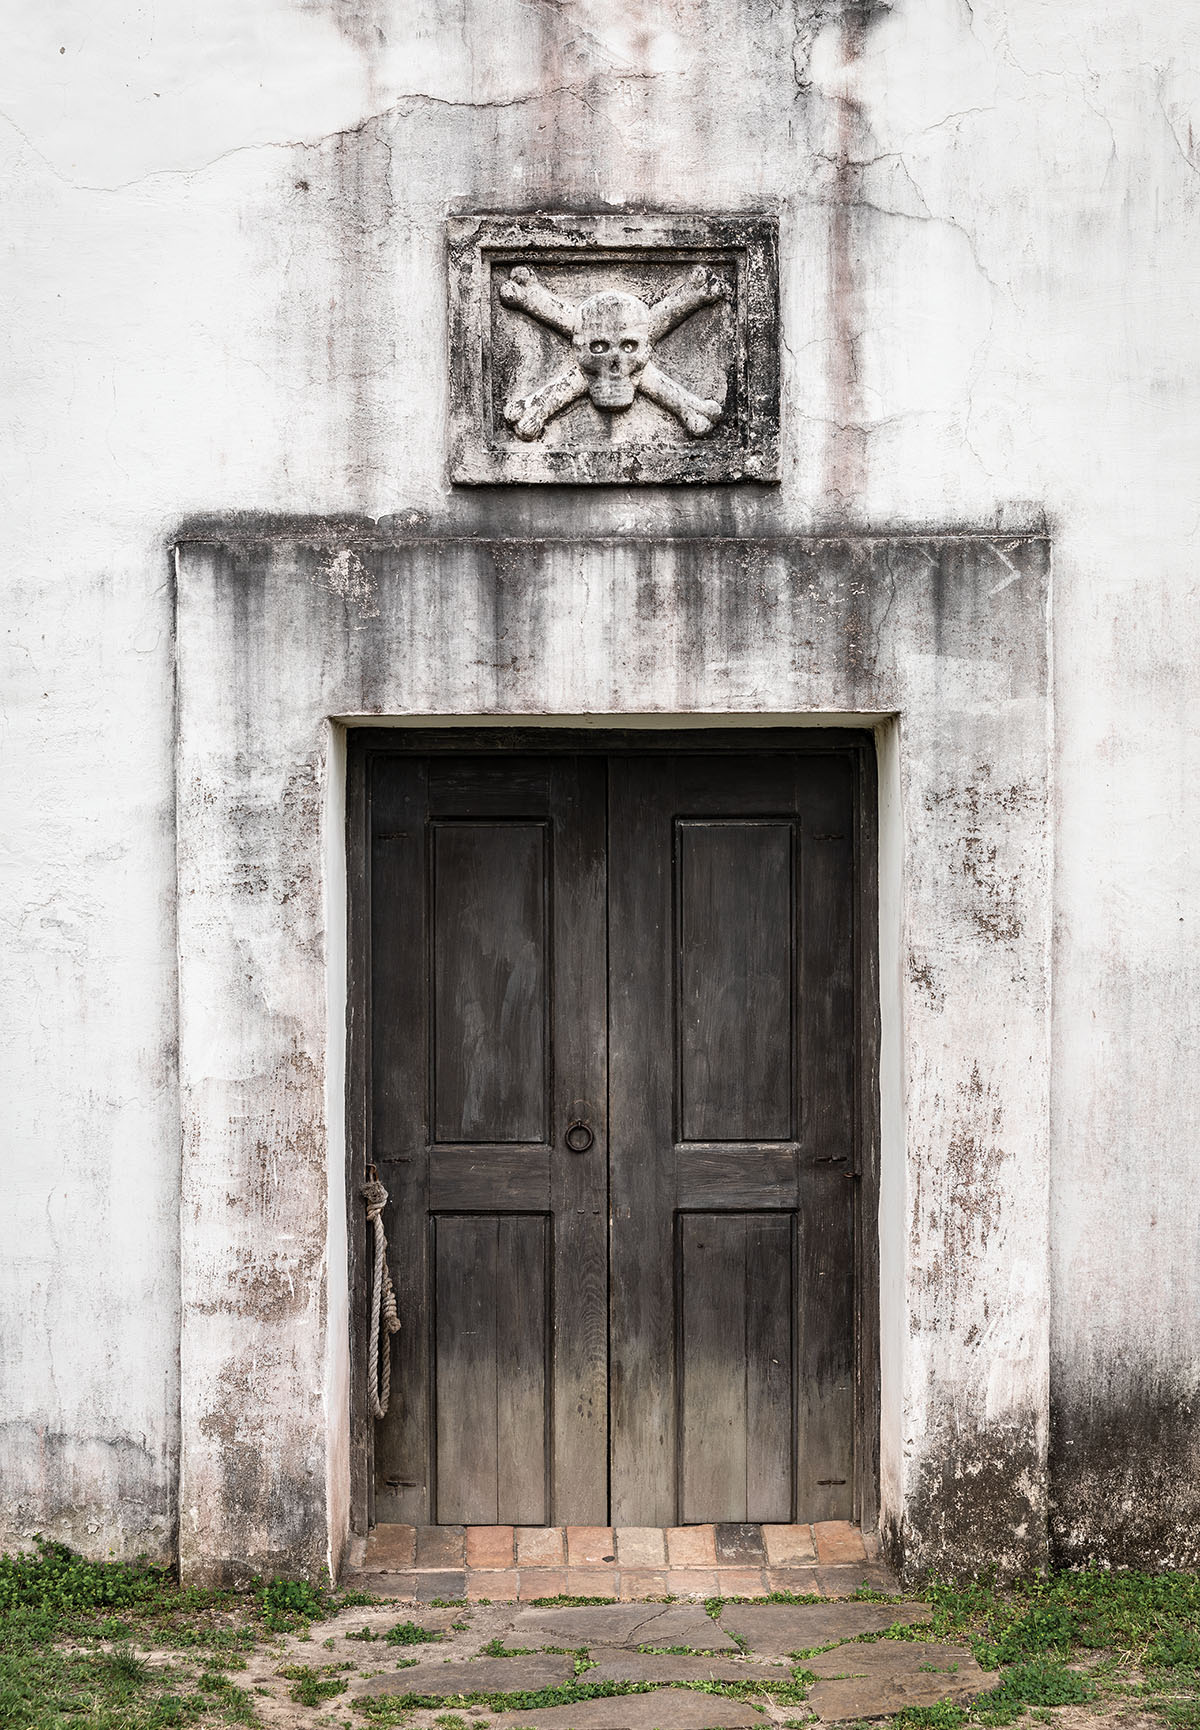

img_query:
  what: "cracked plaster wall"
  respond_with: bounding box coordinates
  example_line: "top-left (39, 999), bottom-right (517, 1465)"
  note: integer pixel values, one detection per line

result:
top-left (2, 0), bottom-right (1199, 1566)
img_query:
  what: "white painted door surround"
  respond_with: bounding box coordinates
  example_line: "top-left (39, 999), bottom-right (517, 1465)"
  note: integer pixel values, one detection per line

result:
top-left (174, 530), bottom-right (1051, 1585)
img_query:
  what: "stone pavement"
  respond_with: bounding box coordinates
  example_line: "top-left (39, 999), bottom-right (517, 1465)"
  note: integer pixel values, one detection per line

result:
top-left (344, 1519), bottom-right (898, 1602)
top-left (303, 1591), bottom-right (1000, 1728)
top-left (326, 1522), bottom-right (1002, 1725)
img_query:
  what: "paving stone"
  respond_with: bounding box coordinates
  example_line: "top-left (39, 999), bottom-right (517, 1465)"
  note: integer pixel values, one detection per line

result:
top-left (586, 1647), bottom-right (786, 1684)
top-left (812, 1522), bottom-right (866, 1565)
top-left (719, 1600), bottom-right (932, 1657)
top-left (713, 1568), bottom-right (767, 1597)
top-left (415, 1525), bottom-right (466, 1569)
top-left (762, 1523), bottom-right (816, 1565)
top-left (355, 1653), bottom-right (576, 1697)
top-left (518, 1527), bottom-right (567, 1566)
top-left (488, 1687), bottom-right (763, 1728)
top-left (468, 1568), bottom-right (518, 1600)
top-left (634, 1605), bottom-right (740, 1651)
top-left (568, 1525), bottom-right (617, 1565)
top-left (567, 1566), bottom-right (621, 1596)
top-left (806, 1640), bottom-right (983, 1679)
top-left (619, 1570), bottom-right (669, 1600)
top-left (512, 1603), bottom-right (737, 1652)
top-left (815, 1563), bottom-right (899, 1597)
top-left (364, 1523), bottom-right (416, 1569)
top-left (631, 1607), bottom-right (736, 1650)
top-left (339, 1569), bottom-right (418, 1597)
top-left (519, 1566), bottom-right (568, 1599)
top-left (666, 1569), bottom-right (718, 1599)
top-left (667, 1526), bottom-right (717, 1568)
top-left (616, 1527), bottom-right (667, 1567)
top-left (467, 1525), bottom-right (515, 1568)
top-left (765, 1568), bottom-right (821, 1595)
top-left (514, 1604), bottom-right (664, 1646)
top-left (805, 1642), bottom-right (997, 1721)
top-left (414, 1570), bottom-right (467, 1601)
top-left (714, 1523), bottom-right (765, 1564)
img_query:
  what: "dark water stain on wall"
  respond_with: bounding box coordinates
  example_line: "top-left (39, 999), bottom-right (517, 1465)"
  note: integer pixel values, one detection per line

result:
top-left (887, 1405), bottom-right (1048, 1581)
top-left (0, 1424), bottom-right (176, 1564)
top-left (820, 1), bottom-right (893, 510)
top-left (1051, 1373), bottom-right (1200, 1569)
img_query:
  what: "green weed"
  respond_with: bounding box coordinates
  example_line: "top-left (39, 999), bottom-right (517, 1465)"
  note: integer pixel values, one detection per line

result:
top-left (260, 1577), bottom-right (328, 1630)
top-left (282, 1663), bottom-right (350, 1706)
top-left (523, 1594), bottom-right (618, 1608)
top-left (0, 1539), bottom-right (170, 1617)
top-left (382, 1619), bottom-right (444, 1646)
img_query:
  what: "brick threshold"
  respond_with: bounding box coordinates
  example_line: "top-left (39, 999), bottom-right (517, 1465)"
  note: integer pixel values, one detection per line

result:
top-left (343, 1520), bottom-right (896, 1601)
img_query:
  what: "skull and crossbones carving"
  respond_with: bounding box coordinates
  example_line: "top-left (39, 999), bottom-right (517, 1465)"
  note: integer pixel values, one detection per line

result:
top-left (498, 264), bottom-right (728, 441)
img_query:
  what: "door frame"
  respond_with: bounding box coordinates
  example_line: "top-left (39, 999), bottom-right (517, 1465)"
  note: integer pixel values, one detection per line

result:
top-left (346, 725), bottom-right (880, 1537)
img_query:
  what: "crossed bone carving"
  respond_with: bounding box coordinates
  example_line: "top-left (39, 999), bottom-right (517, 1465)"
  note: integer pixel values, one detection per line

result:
top-left (498, 264), bottom-right (728, 441)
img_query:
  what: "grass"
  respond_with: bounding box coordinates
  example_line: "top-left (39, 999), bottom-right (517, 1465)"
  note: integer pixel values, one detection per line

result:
top-left (277, 1661), bottom-right (352, 1705)
top-left (871, 1569), bottom-right (1200, 1730)
top-left (0, 1537), bottom-right (371, 1728)
top-left (523, 1593), bottom-right (619, 1608)
top-left (382, 1619), bottom-right (444, 1647)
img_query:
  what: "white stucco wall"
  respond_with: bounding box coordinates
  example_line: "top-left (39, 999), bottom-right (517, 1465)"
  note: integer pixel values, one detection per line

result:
top-left (3, 0), bottom-right (1198, 1565)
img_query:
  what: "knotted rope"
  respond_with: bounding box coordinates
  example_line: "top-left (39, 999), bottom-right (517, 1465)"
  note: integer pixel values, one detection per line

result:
top-left (362, 1170), bottom-right (401, 1419)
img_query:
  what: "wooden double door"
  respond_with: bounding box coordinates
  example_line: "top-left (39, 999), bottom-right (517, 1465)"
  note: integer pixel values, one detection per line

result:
top-left (362, 739), bottom-right (869, 1528)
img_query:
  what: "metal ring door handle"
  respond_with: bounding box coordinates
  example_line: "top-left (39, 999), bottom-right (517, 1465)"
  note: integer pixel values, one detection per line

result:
top-left (565, 1120), bottom-right (595, 1154)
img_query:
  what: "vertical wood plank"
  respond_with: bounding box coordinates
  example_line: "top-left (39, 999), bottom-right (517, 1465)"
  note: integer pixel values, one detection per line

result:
top-left (346, 739), bottom-right (372, 1534)
top-left (746, 1214), bottom-right (794, 1522)
top-left (497, 1215), bottom-right (548, 1524)
top-left (548, 758), bottom-right (609, 1522)
top-left (680, 1215), bottom-right (748, 1522)
top-left (608, 757), bottom-right (678, 1523)
top-left (435, 1216), bottom-right (499, 1524)
top-left (795, 755), bottom-right (857, 1519)
top-left (853, 744), bottom-right (882, 1531)
top-left (371, 756), bottom-right (432, 1523)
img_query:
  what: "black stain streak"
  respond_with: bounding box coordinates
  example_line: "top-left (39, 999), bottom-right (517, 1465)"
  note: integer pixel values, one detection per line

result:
top-left (887, 1408), bottom-right (1048, 1582)
top-left (1051, 1375), bottom-right (1200, 1570)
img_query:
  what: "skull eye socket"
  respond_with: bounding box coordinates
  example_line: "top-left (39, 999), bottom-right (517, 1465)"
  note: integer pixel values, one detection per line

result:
top-left (620, 339), bottom-right (639, 353)
top-left (589, 339), bottom-right (610, 353)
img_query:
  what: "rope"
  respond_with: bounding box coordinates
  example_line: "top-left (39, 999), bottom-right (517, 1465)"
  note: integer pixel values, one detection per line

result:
top-left (362, 1172), bottom-right (401, 1419)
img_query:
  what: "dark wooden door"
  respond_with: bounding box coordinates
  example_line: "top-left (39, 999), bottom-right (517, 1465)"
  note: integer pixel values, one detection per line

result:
top-left (608, 754), bottom-right (858, 1525)
top-left (366, 745), bottom-right (860, 1527)
top-left (369, 755), bottom-right (607, 1525)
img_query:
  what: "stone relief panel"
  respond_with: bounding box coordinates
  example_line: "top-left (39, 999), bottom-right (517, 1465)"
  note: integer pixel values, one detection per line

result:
top-left (448, 213), bottom-right (779, 485)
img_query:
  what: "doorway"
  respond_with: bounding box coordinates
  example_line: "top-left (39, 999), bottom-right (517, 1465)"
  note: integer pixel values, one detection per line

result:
top-left (349, 730), bottom-right (878, 1532)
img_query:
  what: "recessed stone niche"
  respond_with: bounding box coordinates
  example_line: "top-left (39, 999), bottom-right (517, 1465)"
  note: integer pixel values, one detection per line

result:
top-left (448, 212), bottom-right (780, 485)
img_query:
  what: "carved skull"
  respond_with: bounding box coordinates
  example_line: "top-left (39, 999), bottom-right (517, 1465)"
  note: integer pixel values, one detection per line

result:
top-left (573, 291), bottom-right (651, 409)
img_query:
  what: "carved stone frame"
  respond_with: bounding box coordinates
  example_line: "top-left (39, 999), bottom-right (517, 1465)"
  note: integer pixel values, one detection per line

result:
top-left (448, 212), bottom-right (780, 485)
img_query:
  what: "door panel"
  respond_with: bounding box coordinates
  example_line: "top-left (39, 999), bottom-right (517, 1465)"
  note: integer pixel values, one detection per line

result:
top-left (434, 1213), bottom-right (548, 1524)
top-left (608, 753), bottom-right (857, 1524)
top-left (370, 755), bottom-right (607, 1525)
top-left (678, 1212), bottom-right (794, 1524)
top-left (431, 821), bottom-right (548, 1144)
top-left (677, 820), bottom-right (795, 1142)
